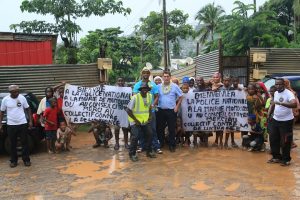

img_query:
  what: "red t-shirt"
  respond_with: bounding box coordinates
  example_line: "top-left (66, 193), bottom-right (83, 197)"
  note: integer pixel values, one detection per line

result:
top-left (43, 107), bottom-right (58, 131)
top-left (57, 97), bottom-right (63, 111)
top-left (57, 97), bottom-right (64, 118)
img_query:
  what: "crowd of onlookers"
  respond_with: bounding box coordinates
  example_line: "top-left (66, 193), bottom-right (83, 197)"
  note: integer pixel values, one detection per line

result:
top-left (0, 67), bottom-right (298, 167)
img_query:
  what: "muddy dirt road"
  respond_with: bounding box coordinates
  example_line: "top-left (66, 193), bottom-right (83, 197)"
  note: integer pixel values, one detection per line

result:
top-left (0, 126), bottom-right (299, 200)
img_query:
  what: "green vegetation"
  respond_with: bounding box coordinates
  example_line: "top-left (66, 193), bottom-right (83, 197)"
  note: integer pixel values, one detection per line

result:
top-left (11, 0), bottom-right (300, 82)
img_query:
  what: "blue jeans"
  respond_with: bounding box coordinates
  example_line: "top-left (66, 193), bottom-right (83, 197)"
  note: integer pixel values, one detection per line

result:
top-left (151, 113), bottom-right (160, 150)
top-left (129, 123), bottom-right (152, 156)
top-left (139, 113), bottom-right (160, 150)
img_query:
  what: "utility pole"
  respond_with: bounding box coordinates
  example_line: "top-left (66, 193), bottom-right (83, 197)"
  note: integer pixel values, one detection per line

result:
top-left (163, 0), bottom-right (168, 70)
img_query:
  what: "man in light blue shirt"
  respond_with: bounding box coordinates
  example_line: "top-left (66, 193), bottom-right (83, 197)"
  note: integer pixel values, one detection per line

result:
top-left (156, 70), bottom-right (183, 152)
top-left (133, 67), bottom-right (162, 154)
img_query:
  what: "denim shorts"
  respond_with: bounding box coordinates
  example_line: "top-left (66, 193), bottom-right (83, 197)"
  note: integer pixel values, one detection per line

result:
top-left (45, 130), bottom-right (57, 140)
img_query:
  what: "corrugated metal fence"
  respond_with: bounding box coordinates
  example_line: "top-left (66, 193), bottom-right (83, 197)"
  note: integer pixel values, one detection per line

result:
top-left (0, 64), bottom-right (100, 98)
top-left (171, 65), bottom-right (196, 84)
top-left (222, 56), bottom-right (249, 86)
top-left (249, 48), bottom-right (300, 82)
top-left (194, 50), bottom-right (219, 80)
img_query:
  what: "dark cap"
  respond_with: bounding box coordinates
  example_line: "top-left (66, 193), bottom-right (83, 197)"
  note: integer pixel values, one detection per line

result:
top-left (138, 82), bottom-right (151, 91)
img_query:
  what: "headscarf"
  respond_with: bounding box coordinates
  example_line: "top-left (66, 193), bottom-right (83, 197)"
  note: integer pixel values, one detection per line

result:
top-left (154, 76), bottom-right (163, 83)
top-left (257, 82), bottom-right (270, 98)
top-left (182, 76), bottom-right (190, 84)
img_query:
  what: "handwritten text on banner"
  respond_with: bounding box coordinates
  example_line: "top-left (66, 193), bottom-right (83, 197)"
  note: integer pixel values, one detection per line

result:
top-left (63, 84), bottom-right (132, 127)
top-left (181, 90), bottom-right (249, 131)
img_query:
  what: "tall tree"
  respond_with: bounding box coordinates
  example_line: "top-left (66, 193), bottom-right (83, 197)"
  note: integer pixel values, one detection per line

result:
top-left (10, 0), bottom-right (131, 64)
top-left (215, 10), bottom-right (288, 56)
top-left (78, 27), bottom-right (161, 82)
top-left (137, 9), bottom-right (193, 59)
top-left (194, 3), bottom-right (224, 44)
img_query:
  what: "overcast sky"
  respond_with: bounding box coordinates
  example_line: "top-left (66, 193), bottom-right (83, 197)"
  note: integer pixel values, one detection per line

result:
top-left (0, 0), bottom-right (267, 39)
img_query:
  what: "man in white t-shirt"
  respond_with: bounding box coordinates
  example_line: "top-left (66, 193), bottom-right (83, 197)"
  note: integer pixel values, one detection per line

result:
top-left (268, 78), bottom-right (297, 166)
top-left (0, 85), bottom-right (33, 168)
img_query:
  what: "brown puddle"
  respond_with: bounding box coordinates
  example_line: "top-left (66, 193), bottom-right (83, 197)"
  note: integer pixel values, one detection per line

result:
top-left (58, 155), bottom-right (128, 198)
top-left (191, 181), bottom-right (212, 191)
top-left (53, 129), bottom-right (300, 199)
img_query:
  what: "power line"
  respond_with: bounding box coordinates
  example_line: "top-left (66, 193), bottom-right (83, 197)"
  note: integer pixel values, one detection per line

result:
top-left (122, 0), bottom-right (154, 34)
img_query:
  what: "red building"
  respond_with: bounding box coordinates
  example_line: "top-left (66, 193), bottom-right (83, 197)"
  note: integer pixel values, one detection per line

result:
top-left (0, 32), bottom-right (57, 66)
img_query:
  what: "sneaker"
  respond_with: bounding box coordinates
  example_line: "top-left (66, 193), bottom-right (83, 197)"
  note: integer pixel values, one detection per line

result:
top-left (10, 162), bottom-right (17, 168)
top-left (129, 155), bottom-right (139, 162)
top-left (281, 161), bottom-right (291, 166)
top-left (136, 147), bottom-right (142, 153)
top-left (146, 152), bottom-right (156, 158)
top-left (248, 147), bottom-right (254, 152)
top-left (156, 149), bottom-right (163, 154)
top-left (267, 158), bottom-right (281, 164)
top-left (24, 161), bottom-right (31, 167)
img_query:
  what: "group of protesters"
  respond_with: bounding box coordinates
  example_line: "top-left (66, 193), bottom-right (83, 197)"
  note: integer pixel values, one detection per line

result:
top-left (0, 67), bottom-right (298, 167)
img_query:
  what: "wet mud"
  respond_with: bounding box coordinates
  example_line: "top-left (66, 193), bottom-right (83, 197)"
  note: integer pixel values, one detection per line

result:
top-left (0, 128), bottom-right (299, 199)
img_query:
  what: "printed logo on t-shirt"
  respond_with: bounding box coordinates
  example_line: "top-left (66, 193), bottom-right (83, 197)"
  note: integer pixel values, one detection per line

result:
top-left (279, 97), bottom-right (284, 102)
top-left (16, 100), bottom-right (22, 107)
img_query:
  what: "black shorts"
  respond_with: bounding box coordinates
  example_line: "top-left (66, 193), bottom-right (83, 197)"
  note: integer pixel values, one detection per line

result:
top-left (45, 130), bottom-right (57, 140)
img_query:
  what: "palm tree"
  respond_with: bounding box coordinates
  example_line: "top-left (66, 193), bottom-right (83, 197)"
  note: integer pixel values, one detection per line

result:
top-left (194, 3), bottom-right (224, 44)
top-left (232, 0), bottom-right (255, 19)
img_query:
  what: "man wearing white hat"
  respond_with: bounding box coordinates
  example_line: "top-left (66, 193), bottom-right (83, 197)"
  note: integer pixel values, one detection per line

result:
top-left (0, 85), bottom-right (33, 168)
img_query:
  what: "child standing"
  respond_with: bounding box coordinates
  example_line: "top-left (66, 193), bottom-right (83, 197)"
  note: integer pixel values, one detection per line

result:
top-left (55, 121), bottom-right (75, 152)
top-left (223, 76), bottom-right (238, 149)
top-left (43, 98), bottom-right (58, 153)
top-left (211, 72), bottom-right (224, 148)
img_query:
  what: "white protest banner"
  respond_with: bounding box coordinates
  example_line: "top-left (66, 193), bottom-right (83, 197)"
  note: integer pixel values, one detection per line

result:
top-left (63, 84), bottom-right (132, 127)
top-left (181, 90), bottom-right (249, 132)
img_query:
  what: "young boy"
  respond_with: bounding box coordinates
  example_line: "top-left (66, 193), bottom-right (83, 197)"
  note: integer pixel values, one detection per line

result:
top-left (55, 121), bottom-right (75, 152)
top-left (43, 98), bottom-right (58, 153)
top-left (243, 114), bottom-right (265, 151)
top-left (89, 121), bottom-right (113, 148)
top-left (223, 76), bottom-right (238, 149)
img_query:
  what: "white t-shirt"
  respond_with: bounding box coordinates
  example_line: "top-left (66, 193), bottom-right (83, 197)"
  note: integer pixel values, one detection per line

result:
top-left (273, 89), bottom-right (295, 121)
top-left (0, 94), bottom-right (29, 125)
